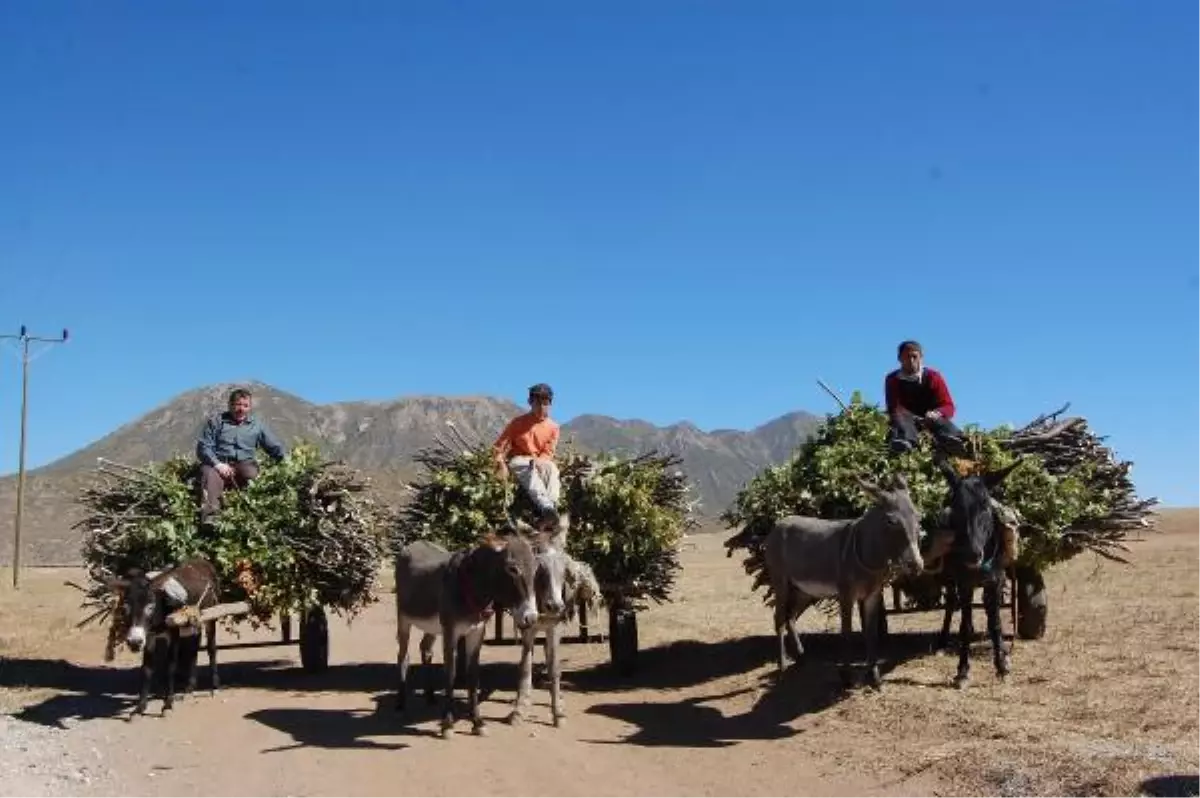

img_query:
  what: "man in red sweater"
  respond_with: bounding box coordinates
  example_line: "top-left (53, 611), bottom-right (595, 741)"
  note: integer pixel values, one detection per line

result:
top-left (884, 340), bottom-right (969, 457)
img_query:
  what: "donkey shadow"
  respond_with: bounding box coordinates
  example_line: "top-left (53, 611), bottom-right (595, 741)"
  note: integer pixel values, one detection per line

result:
top-left (1140, 774), bottom-right (1200, 797)
top-left (1, 654), bottom-right (523, 735)
top-left (564, 630), bottom-right (942, 749)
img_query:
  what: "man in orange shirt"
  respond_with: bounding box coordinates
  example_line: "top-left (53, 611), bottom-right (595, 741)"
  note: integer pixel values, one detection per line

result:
top-left (494, 383), bottom-right (561, 530)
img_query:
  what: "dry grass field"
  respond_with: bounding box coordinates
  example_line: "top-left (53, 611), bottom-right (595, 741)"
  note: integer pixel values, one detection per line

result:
top-left (0, 509), bottom-right (1196, 796)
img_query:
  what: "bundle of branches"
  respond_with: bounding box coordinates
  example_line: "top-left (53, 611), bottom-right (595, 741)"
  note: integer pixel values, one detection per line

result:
top-left (722, 393), bottom-right (1157, 608)
top-left (393, 429), bottom-right (699, 611)
top-left (75, 442), bottom-right (391, 632)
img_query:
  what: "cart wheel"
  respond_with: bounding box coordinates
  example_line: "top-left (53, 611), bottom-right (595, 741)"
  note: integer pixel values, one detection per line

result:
top-left (300, 606), bottom-right (330, 674)
top-left (608, 605), bottom-right (639, 677)
top-left (1014, 566), bottom-right (1048, 641)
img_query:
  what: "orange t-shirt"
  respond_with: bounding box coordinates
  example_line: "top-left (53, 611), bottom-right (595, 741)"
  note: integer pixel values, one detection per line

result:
top-left (494, 413), bottom-right (559, 459)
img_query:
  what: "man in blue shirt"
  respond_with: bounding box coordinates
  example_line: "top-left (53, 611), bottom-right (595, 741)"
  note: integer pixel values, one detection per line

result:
top-left (196, 387), bottom-right (287, 526)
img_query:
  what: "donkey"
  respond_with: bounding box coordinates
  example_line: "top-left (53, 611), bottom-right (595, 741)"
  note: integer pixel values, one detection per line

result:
top-left (931, 456), bottom-right (1023, 688)
top-left (507, 519), bottom-right (601, 728)
top-left (763, 473), bottom-right (924, 690)
top-left (394, 528), bottom-right (542, 738)
top-left (105, 557), bottom-right (220, 715)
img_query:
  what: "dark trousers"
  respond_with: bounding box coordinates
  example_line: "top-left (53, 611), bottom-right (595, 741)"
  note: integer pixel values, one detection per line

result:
top-left (888, 409), bottom-right (965, 454)
top-left (200, 461), bottom-right (259, 520)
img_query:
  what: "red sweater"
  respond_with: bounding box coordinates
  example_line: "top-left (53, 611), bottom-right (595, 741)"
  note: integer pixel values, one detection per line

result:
top-left (885, 367), bottom-right (956, 420)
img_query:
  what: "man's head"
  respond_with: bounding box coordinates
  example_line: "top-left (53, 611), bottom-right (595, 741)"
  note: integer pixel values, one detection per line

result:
top-left (528, 383), bottom-right (553, 420)
top-left (897, 340), bottom-right (923, 376)
top-left (228, 388), bottom-right (253, 423)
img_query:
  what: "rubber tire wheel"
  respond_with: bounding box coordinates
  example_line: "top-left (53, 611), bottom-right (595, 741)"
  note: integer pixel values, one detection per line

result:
top-left (608, 606), bottom-right (639, 677)
top-left (1014, 566), bottom-right (1048, 641)
top-left (300, 606), bottom-right (330, 673)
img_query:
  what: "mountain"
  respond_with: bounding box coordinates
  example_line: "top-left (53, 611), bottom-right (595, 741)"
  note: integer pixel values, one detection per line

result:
top-left (0, 381), bottom-right (822, 565)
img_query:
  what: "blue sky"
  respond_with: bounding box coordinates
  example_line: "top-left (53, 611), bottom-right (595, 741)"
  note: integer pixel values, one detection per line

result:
top-left (1, 1), bottom-right (1196, 506)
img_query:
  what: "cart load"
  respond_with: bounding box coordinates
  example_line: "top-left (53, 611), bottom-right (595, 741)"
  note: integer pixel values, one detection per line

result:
top-left (73, 442), bottom-right (392, 654)
top-left (722, 395), bottom-right (1157, 638)
top-left (393, 427), bottom-right (699, 672)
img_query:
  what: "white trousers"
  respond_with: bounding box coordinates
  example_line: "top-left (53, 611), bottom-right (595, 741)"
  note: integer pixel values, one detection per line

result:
top-left (509, 456), bottom-right (561, 512)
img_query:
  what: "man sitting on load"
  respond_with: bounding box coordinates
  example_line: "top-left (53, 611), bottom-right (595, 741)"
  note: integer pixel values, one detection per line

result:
top-left (884, 341), bottom-right (1022, 569)
top-left (196, 387), bottom-right (288, 527)
top-left (493, 382), bottom-right (561, 531)
top-left (884, 339), bottom-right (970, 458)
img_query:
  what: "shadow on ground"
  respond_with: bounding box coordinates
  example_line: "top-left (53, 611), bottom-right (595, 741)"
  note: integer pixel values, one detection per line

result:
top-left (1140, 774), bottom-right (1200, 797)
top-left (565, 629), bottom-right (945, 693)
top-left (245, 694), bottom-right (447, 753)
top-left (0, 655), bottom-right (518, 729)
top-left (563, 630), bottom-right (945, 749)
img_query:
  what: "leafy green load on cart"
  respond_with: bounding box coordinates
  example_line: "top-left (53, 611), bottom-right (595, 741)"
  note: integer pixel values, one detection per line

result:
top-left (393, 426), bottom-right (699, 611)
top-left (722, 394), bottom-right (1157, 608)
top-left (74, 442), bottom-right (392, 633)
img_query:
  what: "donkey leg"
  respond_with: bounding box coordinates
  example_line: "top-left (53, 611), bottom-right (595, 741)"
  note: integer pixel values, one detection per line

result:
top-left (773, 590), bottom-right (792, 675)
top-left (163, 633), bottom-right (179, 714)
top-left (134, 640), bottom-right (155, 716)
top-left (465, 627), bottom-right (488, 736)
top-left (420, 633), bottom-right (438, 705)
top-left (937, 581), bottom-right (955, 652)
top-left (205, 620), bottom-right (219, 695)
top-left (984, 580), bottom-right (1010, 678)
top-left (440, 629), bottom-right (459, 738)
top-left (547, 623), bottom-right (566, 726)
top-left (954, 579), bottom-right (974, 688)
top-left (395, 618), bottom-right (413, 713)
top-left (181, 633), bottom-right (200, 698)
top-left (508, 625), bottom-right (535, 726)
top-left (859, 592), bottom-right (884, 690)
top-left (787, 593), bottom-right (813, 663)
top-left (838, 595), bottom-right (856, 689)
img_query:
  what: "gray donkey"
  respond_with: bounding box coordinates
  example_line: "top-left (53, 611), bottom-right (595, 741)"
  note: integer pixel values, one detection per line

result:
top-left (763, 473), bottom-right (924, 689)
top-left (394, 527), bottom-right (543, 738)
top-left (506, 519), bottom-right (601, 728)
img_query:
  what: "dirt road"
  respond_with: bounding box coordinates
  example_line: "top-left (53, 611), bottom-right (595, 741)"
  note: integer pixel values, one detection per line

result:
top-left (2, 511), bottom-right (1196, 796)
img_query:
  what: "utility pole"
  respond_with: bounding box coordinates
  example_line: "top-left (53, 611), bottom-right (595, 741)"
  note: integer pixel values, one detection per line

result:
top-left (1, 325), bottom-right (69, 589)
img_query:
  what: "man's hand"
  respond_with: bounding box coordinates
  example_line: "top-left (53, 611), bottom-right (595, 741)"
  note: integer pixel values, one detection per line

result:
top-left (925, 410), bottom-right (942, 421)
top-left (215, 462), bottom-right (235, 480)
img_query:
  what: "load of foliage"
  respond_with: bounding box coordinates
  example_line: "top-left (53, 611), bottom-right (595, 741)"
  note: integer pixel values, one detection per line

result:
top-left (722, 394), bottom-right (1157, 608)
top-left (74, 442), bottom-right (392, 632)
top-left (393, 426), bottom-right (699, 611)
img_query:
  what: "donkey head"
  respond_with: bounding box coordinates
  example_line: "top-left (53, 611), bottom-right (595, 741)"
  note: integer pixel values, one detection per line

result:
top-left (479, 526), bottom-right (544, 631)
top-left (936, 457), bottom-right (1022, 569)
top-left (856, 473), bottom-right (924, 575)
top-left (104, 568), bottom-right (187, 653)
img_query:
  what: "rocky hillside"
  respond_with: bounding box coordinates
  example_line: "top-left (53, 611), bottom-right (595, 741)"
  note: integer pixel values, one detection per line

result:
top-left (0, 381), bottom-right (822, 564)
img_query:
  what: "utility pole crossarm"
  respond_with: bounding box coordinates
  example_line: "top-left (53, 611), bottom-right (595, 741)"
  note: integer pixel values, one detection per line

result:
top-left (2, 324), bottom-right (70, 589)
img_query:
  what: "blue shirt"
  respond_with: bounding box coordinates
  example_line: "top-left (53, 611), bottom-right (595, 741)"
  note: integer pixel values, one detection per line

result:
top-left (196, 412), bottom-right (287, 466)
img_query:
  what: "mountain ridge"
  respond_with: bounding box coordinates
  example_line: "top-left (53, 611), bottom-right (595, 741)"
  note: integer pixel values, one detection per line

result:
top-left (0, 380), bottom-right (825, 565)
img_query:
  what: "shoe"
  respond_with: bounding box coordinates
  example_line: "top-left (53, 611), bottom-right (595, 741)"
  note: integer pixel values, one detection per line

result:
top-left (889, 438), bottom-right (915, 455)
top-left (539, 506), bottom-right (560, 532)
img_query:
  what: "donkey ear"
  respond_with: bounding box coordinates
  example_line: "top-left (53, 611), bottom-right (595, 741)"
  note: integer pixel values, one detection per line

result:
top-left (510, 519), bottom-right (539, 537)
top-left (855, 477), bottom-right (884, 500)
top-left (159, 576), bottom-right (189, 607)
top-left (933, 454), bottom-right (960, 487)
top-left (982, 459), bottom-right (1023, 491)
top-left (887, 472), bottom-right (909, 492)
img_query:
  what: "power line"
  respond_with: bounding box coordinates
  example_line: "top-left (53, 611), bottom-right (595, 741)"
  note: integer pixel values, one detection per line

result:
top-left (1, 324), bottom-right (69, 589)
